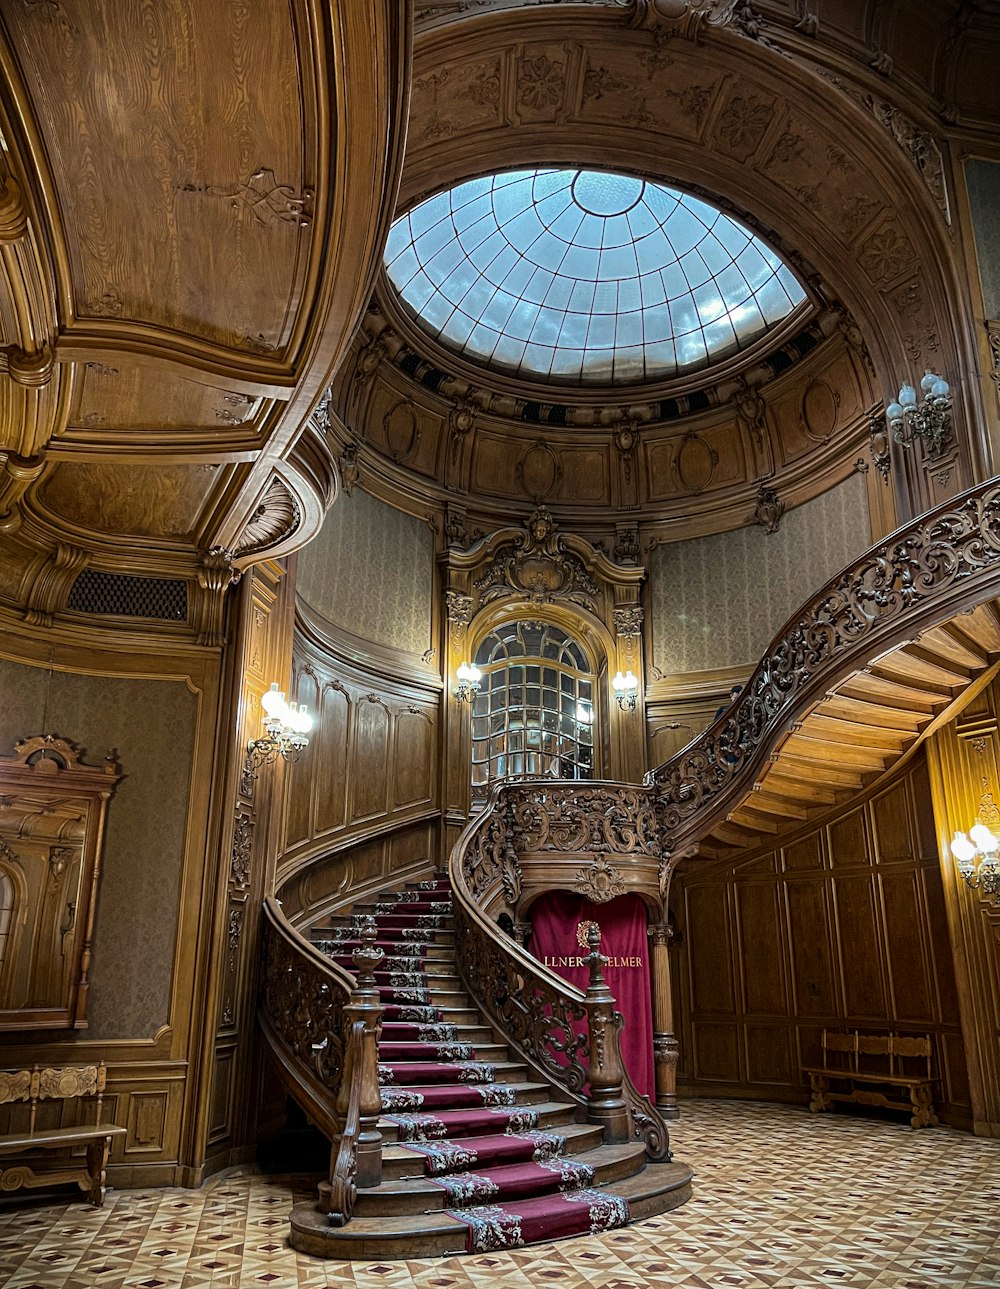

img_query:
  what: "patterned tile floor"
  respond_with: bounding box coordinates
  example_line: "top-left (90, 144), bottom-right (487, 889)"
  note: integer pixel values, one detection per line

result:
top-left (0, 1100), bottom-right (998, 1288)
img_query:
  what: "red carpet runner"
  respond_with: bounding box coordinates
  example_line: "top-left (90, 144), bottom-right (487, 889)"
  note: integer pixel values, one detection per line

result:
top-left (315, 876), bottom-right (630, 1253)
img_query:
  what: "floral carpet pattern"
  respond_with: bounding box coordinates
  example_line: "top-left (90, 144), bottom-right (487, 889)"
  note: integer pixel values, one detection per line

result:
top-left (0, 1099), bottom-right (998, 1287)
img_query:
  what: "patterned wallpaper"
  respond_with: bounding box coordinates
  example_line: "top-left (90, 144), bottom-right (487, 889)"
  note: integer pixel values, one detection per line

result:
top-left (297, 487), bottom-right (433, 655)
top-left (966, 160), bottom-right (1000, 316)
top-left (650, 471), bottom-right (871, 674)
top-left (0, 659), bottom-right (196, 1039)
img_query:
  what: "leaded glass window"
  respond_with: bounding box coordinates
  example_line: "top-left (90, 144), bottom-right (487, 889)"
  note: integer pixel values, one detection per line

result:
top-left (384, 168), bottom-right (807, 386)
top-left (471, 621), bottom-right (595, 801)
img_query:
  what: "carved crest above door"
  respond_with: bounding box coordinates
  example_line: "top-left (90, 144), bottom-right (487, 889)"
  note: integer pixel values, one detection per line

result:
top-left (474, 507), bottom-right (600, 610)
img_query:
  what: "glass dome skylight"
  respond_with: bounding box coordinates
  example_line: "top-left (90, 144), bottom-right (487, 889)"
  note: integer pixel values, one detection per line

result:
top-left (384, 169), bottom-right (807, 386)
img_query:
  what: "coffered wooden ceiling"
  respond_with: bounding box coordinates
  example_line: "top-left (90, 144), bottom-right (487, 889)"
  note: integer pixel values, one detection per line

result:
top-left (1, 0), bottom-right (999, 642)
top-left (0, 0), bottom-right (409, 642)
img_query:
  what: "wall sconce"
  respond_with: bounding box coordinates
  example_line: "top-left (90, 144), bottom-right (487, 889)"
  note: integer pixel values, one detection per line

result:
top-left (245, 682), bottom-right (313, 778)
top-left (612, 670), bottom-right (639, 712)
top-left (886, 369), bottom-right (952, 456)
top-left (951, 826), bottom-right (1000, 900)
top-left (454, 662), bottom-right (482, 704)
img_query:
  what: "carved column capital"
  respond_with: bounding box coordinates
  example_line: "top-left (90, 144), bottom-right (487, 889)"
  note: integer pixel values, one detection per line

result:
top-left (512, 919), bottom-right (532, 948)
top-left (613, 605), bottom-right (644, 639)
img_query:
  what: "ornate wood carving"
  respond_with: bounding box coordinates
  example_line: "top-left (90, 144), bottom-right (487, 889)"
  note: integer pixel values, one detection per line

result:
top-left (232, 477), bottom-right (302, 559)
top-left (452, 779), bottom-right (671, 1161)
top-left (988, 321), bottom-right (1000, 417)
top-left (753, 483), bottom-right (785, 534)
top-left (473, 507), bottom-right (600, 609)
top-left (0, 736), bottom-right (120, 1030)
top-left (647, 478), bottom-right (1000, 852)
top-left (574, 856), bottom-right (627, 903)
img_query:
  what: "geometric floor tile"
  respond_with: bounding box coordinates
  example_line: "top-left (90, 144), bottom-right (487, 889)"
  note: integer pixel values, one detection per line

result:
top-left (0, 1100), bottom-right (997, 1288)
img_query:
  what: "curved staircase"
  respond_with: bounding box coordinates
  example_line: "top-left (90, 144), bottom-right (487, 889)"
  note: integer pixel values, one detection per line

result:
top-left (287, 873), bottom-right (691, 1257)
top-left (264, 479), bottom-right (1000, 1260)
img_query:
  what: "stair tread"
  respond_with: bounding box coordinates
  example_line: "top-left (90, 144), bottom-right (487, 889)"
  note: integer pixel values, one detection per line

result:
top-left (381, 1120), bottom-right (601, 1165)
top-left (367, 1142), bottom-right (646, 1197)
top-left (299, 1160), bottom-right (693, 1242)
top-left (378, 1097), bottom-right (579, 1135)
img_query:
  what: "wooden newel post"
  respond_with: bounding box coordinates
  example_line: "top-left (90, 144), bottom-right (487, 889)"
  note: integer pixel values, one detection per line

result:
top-left (648, 923), bottom-right (679, 1118)
top-left (583, 924), bottom-right (630, 1144)
top-left (318, 915), bottom-right (385, 1216)
top-left (345, 916), bottom-right (385, 1188)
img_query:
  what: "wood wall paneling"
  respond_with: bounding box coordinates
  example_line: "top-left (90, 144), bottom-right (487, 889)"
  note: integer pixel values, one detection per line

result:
top-left (278, 616), bottom-right (442, 882)
top-left (673, 758), bottom-right (970, 1125)
top-left (352, 700), bottom-right (391, 822)
top-left (832, 875), bottom-right (887, 1019)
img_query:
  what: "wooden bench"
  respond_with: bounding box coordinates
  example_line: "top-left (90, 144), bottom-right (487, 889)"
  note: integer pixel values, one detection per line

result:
top-left (0, 1062), bottom-right (126, 1205)
top-left (803, 1030), bottom-right (939, 1129)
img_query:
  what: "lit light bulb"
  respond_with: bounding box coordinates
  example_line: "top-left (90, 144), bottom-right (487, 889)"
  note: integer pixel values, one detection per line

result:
top-left (261, 683), bottom-right (286, 717)
top-left (951, 831), bottom-right (977, 873)
top-left (970, 823), bottom-right (999, 855)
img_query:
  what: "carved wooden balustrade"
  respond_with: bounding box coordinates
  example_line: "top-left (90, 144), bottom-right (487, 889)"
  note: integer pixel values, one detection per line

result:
top-left (450, 780), bottom-right (672, 1160)
top-left (259, 897), bottom-right (384, 1225)
top-left (647, 477), bottom-right (1000, 851)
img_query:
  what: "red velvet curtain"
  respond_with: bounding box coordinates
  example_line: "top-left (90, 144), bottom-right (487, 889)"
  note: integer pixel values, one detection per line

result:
top-left (529, 890), bottom-right (654, 1099)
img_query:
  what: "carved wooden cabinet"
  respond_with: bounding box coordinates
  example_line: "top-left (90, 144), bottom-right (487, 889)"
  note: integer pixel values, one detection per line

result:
top-left (0, 737), bottom-right (120, 1029)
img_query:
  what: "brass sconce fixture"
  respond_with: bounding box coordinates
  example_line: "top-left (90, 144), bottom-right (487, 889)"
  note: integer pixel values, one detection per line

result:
top-left (886, 369), bottom-right (952, 456)
top-left (245, 682), bottom-right (313, 779)
top-left (454, 662), bottom-right (482, 704)
top-left (612, 670), bottom-right (639, 711)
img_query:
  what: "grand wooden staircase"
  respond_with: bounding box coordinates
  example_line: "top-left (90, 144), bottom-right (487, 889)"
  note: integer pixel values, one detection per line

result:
top-left (697, 603), bottom-right (1000, 858)
top-left (260, 477), bottom-right (1000, 1259)
top-left (280, 874), bottom-right (690, 1257)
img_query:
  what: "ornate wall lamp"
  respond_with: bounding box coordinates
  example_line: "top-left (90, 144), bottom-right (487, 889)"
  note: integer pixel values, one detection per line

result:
top-left (454, 662), bottom-right (482, 704)
top-left (886, 369), bottom-right (952, 456)
top-left (245, 682), bottom-right (313, 779)
top-left (951, 825), bottom-right (1000, 901)
top-left (612, 670), bottom-right (639, 711)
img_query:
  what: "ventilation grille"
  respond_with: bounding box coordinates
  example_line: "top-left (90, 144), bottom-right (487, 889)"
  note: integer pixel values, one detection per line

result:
top-left (67, 570), bottom-right (188, 622)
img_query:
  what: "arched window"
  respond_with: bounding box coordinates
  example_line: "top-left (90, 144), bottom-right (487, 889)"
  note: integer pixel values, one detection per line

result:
top-left (471, 621), bottom-right (595, 801)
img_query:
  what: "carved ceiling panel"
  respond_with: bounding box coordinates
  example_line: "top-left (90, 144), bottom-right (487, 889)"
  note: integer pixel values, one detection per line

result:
top-left (3, 1), bottom-right (308, 350)
top-left (333, 310), bottom-right (875, 535)
top-left (36, 463), bottom-right (223, 541)
top-left (0, 0), bottom-right (412, 641)
top-left (67, 365), bottom-right (263, 435)
top-left (415, 1), bottom-right (1000, 129)
top-left (382, 4), bottom-right (978, 524)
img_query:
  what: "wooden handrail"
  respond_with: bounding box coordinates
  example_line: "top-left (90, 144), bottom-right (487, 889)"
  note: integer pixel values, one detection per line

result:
top-left (647, 476), bottom-right (1000, 851)
top-left (259, 898), bottom-right (384, 1223)
top-left (450, 778), bottom-right (672, 1160)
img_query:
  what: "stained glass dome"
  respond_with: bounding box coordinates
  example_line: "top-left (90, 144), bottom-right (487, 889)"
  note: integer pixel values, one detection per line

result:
top-left (383, 168), bottom-right (807, 386)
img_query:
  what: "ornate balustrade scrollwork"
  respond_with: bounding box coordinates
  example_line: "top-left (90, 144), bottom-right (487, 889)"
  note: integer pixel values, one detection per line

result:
top-left (451, 780), bottom-right (671, 1161)
top-left (260, 898), bottom-right (384, 1225)
top-left (509, 782), bottom-right (660, 858)
top-left (647, 479), bottom-right (1000, 847)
